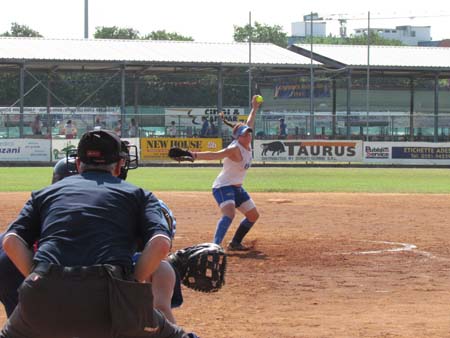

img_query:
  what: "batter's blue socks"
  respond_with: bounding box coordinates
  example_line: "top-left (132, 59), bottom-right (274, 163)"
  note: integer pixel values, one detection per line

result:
top-left (231, 218), bottom-right (255, 244)
top-left (213, 216), bottom-right (233, 245)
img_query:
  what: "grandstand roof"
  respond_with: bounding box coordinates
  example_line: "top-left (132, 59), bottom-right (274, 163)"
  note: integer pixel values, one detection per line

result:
top-left (0, 37), bottom-right (317, 73)
top-left (289, 44), bottom-right (450, 74)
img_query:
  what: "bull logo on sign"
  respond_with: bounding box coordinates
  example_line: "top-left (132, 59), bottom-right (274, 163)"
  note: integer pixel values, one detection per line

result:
top-left (261, 141), bottom-right (286, 156)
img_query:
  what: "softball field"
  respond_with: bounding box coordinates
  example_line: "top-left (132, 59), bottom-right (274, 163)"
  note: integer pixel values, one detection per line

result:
top-left (1, 191), bottom-right (450, 338)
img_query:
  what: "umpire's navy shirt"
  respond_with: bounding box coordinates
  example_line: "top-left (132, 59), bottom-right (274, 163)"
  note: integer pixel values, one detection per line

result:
top-left (5, 171), bottom-right (171, 270)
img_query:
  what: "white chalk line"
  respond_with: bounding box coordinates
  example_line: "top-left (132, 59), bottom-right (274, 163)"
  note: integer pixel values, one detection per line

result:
top-left (337, 240), bottom-right (437, 259)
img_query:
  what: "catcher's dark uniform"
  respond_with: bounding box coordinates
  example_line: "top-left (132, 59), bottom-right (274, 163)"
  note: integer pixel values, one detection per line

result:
top-left (1, 171), bottom-right (188, 338)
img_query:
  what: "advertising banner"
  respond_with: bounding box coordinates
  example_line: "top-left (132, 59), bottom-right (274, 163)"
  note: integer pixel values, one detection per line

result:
top-left (363, 143), bottom-right (391, 161)
top-left (254, 139), bottom-right (363, 162)
top-left (165, 107), bottom-right (246, 125)
top-left (273, 81), bottom-right (331, 99)
top-left (52, 139), bottom-right (79, 161)
top-left (52, 137), bottom-right (140, 162)
top-left (0, 139), bottom-right (50, 162)
top-left (140, 137), bottom-right (222, 160)
top-left (363, 142), bottom-right (450, 165)
top-left (164, 107), bottom-right (247, 137)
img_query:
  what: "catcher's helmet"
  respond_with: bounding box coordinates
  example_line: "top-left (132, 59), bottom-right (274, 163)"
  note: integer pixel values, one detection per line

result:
top-left (51, 156), bottom-right (77, 184)
top-left (159, 199), bottom-right (176, 239)
top-left (133, 200), bottom-right (177, 263)
top-left (118, 140), bottom-right (138, 180)
top-left (132, 199), bottom-right (177, 263)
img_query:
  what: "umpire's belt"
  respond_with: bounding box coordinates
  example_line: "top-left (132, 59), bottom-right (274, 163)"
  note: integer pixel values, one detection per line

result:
top-left (32, 262), bottom-right (127, 279)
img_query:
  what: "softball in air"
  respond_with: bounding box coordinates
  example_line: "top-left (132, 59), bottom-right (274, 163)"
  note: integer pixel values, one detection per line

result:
top-left (255, 95), bottom-right (264, 104)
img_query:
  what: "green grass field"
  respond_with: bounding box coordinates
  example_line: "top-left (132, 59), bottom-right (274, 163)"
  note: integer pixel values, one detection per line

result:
top-left (1, 167), bottom-right (450, 193)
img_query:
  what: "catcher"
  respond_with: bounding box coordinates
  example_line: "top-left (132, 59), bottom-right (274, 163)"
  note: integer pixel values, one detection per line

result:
top-left (136, 242), bottom-right (226, 324)
top-left (0, 142), bottom-right (226, 327)
top-left (134, 198), bottom-right (226, 323)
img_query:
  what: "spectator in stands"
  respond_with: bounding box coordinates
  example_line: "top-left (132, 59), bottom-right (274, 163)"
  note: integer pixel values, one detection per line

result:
top-left (94, 117), bottom-right (103, 130)
top-left (30, 115), bottom-right (43, 135)
top-left (114, 119), bottom-right (122, 137)
top-left (208, 117), bottom-right (218, 137)
top-left (168, 121), bottom-right (177, 137)
top-left (278, 118), bottom-right (287, 139)
top-left (200, 116), bottom-right (209, 137)
top-left (63, 120), bottom-right (77, 139)
top-left (128, 118), bottom-right (138, 137)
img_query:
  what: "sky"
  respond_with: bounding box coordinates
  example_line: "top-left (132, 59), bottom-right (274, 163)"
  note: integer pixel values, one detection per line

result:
top-left (1, 0), bottom-right (450, 42)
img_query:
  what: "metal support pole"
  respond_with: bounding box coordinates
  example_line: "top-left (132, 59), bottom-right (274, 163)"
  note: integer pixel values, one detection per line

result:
top-left (19, 64), bottom-right (25, 138)
top-left (46, 71), bottom-right (52, 136)
top-left (346, 69), bottom-right (352, 138)
top-left (47, 71), bottom-right (53, 161)
top-left (248, 11), bottom-right (252, 109)
top-left (366, 11), bottom-right (370, 141)
top-left (217, 66), bottom-right (223, 137)
top-left (134, 74), bottom-right (139, 115)
top-left (309, 12), bottom-right (314, 138)
top-left (120, 64), bottom-right (126, 136)
top-left (332, 79), bottom-right (337, 138)
top-left (434, 73), bottom-right (439, 142)
top-left (134, 73), bottom-right (140, 137)
top-left (409, 77), bottom-right (415, 141)
top-left (84, 0), bottom-right (89, 38)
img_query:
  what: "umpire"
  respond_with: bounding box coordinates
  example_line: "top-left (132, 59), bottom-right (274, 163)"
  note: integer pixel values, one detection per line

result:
top-left (1, 130), bottom-right (194, 338)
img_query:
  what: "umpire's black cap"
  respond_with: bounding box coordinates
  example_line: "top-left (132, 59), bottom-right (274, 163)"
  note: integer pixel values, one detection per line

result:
top-left (77, 129), bottom-right (123, 165)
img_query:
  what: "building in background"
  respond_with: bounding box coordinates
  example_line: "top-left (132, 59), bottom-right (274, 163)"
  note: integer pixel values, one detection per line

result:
top-left (289, 13), bottom-right (327, 45)
top-left (291, 13), bottom-right (327, 38)
top-left (353, 25), bottom-right (431, 46)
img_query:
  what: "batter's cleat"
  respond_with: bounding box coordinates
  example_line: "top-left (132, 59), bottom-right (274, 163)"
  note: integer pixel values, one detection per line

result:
top-left (227, 241), bottom-right (250, 251)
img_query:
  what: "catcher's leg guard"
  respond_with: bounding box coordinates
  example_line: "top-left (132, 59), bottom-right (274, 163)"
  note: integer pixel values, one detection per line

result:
top-left (213, 216), bottom-right (233, 245)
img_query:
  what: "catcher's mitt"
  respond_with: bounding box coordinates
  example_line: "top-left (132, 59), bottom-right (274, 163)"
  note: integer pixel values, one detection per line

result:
top-left (168, 147), bottom-right (194, 162)
top-left (168, 243), bottom-right (226, 293)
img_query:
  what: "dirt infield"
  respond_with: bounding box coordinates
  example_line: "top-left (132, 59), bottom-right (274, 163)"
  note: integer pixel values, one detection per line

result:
top-left (1, 191), bottom-right (450, 338)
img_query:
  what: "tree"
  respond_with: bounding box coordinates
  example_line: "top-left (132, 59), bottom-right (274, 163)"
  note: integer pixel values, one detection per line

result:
top-left (144, 30), bottom-right (193, 41)
top-left (1, 22), bottom-right (42, 37)
top-left (291, 32), bottom-right (404, 46)
top-left (94, 26), bottom-right (193, 41)
top-left (234, 22), bottom-right (288, 47)
top-left (94, 26), bottom-right (140, 39)
top-left (347, 32), bottom-right (403, 46)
